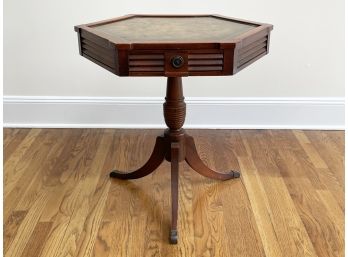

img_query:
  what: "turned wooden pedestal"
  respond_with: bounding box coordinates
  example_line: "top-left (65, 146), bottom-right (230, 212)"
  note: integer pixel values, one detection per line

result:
top-left (109, 77), bottom-right (240, 244)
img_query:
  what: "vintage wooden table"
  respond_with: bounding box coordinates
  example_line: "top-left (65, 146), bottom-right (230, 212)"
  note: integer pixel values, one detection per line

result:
top-left (74, 14), bottom-right (273, 244)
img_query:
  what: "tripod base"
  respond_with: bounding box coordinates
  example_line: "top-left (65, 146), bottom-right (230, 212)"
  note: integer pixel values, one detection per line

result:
top-left (109, 131), bottom-right (240, 244)
top-left (109, 77), bottom-right (240, 244)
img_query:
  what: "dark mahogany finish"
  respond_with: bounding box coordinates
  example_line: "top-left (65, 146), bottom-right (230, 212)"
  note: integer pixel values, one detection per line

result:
top-left (75, 14), bottom-right (272, 244)
top-left (75, 14), bottom-right (273, 77)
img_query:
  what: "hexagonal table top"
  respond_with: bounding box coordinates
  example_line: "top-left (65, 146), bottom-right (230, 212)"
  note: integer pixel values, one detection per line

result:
top-left (91, 16), bottom-right (258, 43)
top-left (75, 15), bottom-right (272, 76)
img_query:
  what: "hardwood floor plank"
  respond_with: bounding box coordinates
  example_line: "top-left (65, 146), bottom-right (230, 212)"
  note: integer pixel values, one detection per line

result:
top-left (72, 135), bottom-right (117, 257)
top-left (189, 131), bottom-right (264, 257)
top-left (53, 130), bottom-right (111, 257)
top-left (287, 178), bottom-right (343, 257)
top-left (38, 129), bottom-right (104, 257)
top-left (4, 129), bottom-right (42, 197)
top-left (20, 222), bottom-right (53, 257)
top-left (4, 129), bottom-right (41, 172)
top-left (4, 129), bottom-right (65, 223)
top-left (277, 149), bottom-right (344, 257)
top-left (239, 156), bottom-right (283, 257)
top-left (92, 132), bottom-right (132, 257)
top-left (324, 131), bottom-right (344, 150)
top-left (38, 129), bottom-right (85, 222)
top-left (74, 177), bottom-right (111, 257)
top-left (293, 130), bottom-right (329, 169)
top-left (14, 129), bottom-right (77, 212)
top-left (189, 132), bottom-right (232, 257)
top-left (215, 131), bottom-right (265, 257)
top-left (4, 128), bottom-right (21, 147)
top-left (221, 180), bottom-right (266, 257)
top-left (277, 146), bottom-right (344, 211)
top-left (5, 193), bottom-right (50, 257)
top-left (316, 190), bottom-right (344, 235)
top-left (142, 178), bottom-right (167, 257)
top-left (259, 176), bottom-right (318, 257)
top-left (304, 131), bottom-right (344, 189)
top-left (92, 221), bottom-right (114, 257)
top-left (221, 129), bottom-right (249, 157)
top-left (4, 211), bottom-right (27, 252)
top-left (4, 129), bottom-right (31, 160)
top-left (241, 133), bottom-right (318, 257)
top-left (177, 166), bottom-right (196, 256)
top-left (268, 130), bottom-right (303, 151)
top-left (96, 130), bottom-right (155, 257)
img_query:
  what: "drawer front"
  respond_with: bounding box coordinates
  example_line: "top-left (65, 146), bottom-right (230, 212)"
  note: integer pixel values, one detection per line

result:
top-left (127, 50), bottom-right (226, 77)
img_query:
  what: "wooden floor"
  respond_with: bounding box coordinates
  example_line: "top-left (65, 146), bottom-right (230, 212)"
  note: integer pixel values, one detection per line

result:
top-left (4, 128), bottom-right (344, 257)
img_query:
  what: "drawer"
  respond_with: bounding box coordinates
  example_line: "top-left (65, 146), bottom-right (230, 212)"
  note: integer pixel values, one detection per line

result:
top-left (126, 50), bottom-right (226, 77)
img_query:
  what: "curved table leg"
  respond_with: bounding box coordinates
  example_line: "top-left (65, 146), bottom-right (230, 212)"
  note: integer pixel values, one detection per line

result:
top-left (110, 136), bottom-right (167, 180)
top-left (169, 142), bottom-right (179, 244)
top-left (185, 135), bottom-right (240, 181)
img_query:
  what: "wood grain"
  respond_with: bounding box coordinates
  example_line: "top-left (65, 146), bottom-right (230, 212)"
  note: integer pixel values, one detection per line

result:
top-left (20, 222), bottom-right (53, 257)
top-left (4, 210), bottom-right (27, 252)
top-left (4, 129), bottom-right (31, 160)
top-left (4, 128), bottom-right (344, 257)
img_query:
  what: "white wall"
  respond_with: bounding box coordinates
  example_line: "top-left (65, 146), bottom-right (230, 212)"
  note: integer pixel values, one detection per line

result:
top-left (4, 0), bottom-right (344, 98)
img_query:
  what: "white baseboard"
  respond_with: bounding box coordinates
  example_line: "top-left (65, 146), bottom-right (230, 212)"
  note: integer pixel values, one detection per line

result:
top-left (3, 96), bottom-right (345, 130)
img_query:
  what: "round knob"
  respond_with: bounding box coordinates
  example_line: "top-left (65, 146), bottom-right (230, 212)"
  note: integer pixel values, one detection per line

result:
top-left (171, 56), bottom-right (184, 69)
